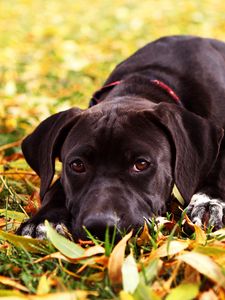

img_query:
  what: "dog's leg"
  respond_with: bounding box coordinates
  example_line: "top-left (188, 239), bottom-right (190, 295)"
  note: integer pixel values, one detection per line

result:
top-left (17, 179), bottom-right (71, 239)
top-left (186, 146), bottom-right (225, 230)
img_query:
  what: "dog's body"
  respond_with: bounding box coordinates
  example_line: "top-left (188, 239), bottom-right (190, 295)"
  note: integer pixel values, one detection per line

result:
top-left (18, 35), bottom-right (225, 240)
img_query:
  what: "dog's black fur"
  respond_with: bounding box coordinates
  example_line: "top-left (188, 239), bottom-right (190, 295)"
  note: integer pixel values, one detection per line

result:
top-left (17, 35), bottom-right (225, 240)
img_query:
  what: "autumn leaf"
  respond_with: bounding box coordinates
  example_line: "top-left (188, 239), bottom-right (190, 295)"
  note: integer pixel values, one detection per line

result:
top-left (165, 283), bottom-right (199, 300)
top-left (0, 209), bottom-right (26, 222)
top-left (193, 224), bottom-right (207, 245)
top-left (122, 252), bottom-right (139, 293)
top-left (45, 220), bottom-right (85, 258)
top-left (139, 258), bottom-right (162, 285)
top-left (133, 282), bottom-right (161, 300)
top-left (136, 222), bottom-right (151, 246)
top-left (108, 231), bottom-right (133, 288)
top-left (150, 239), bottom-right (190, 258)
top-left (0, 275), bottom-right (29, 292)
top-left (0, 230), bottom-right (49, 253)
top-left (36, 275), bottom-right (50, 295)
top-left (178, 252), bottom-right (225, 287)
top-left (120, 291), bottom-right (135, 300)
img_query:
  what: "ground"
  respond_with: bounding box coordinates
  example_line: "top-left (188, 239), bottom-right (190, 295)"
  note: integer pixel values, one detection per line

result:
top-left (0, 1), bottom-right (225, 299)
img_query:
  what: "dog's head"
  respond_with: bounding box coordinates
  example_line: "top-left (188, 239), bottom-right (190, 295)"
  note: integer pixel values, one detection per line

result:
top-left (22, 97), bottom-right (223, 239)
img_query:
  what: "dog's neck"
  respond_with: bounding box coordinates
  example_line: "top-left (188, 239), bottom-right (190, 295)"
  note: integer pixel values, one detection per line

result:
top-left (90, 74), bottom-right (182, 107)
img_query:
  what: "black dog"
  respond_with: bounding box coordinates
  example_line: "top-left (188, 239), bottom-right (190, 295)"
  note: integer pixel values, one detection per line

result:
top-left (17, 35), bottom-right (225, 240)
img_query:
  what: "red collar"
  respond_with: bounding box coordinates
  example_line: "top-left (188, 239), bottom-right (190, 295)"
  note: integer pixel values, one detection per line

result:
top-left (89, 79), bottom-right (182, 106)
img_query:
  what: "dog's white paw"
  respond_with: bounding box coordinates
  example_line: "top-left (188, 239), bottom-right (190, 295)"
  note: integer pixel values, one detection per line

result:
top-left (186, 193), bottom-right (225, 229)
top-left (21, 222), bottom-right (67, 240)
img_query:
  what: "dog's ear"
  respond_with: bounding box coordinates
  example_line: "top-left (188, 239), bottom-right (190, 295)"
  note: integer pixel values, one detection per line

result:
top-left (22, 108), bottom-right (82, 199)
top-left (142, 103), bottom-right (224, 204)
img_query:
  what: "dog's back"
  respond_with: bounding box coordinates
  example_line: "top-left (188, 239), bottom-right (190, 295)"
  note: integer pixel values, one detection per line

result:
top-left (99, 36), bottom-right (225, 127)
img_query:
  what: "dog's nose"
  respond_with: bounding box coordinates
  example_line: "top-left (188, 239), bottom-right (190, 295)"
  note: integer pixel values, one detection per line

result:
top-left (83, 214), bottom-right (120, 241)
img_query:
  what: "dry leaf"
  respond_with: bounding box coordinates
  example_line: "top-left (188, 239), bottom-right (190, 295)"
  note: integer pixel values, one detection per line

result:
top-left (137, 222), bottom-right (151, 246)
top-left (193, 224), bottom-right (207, 245)
top-left (0, 290), bottom-right (98, 300)
top-left (36, 275), bottom-right (50, 295)
top-left (178, 251), bottom-right (225, 287)
top-left (0, 275), bottom-right (29, 292)
top-left (150, 240), bottom-right (190, 259)
top-left (122, 252), bottom-right (139, 293)
top-left (108, 231), bottom-right (133, 288)
top-left (199, 289), bottom-right (218, 300)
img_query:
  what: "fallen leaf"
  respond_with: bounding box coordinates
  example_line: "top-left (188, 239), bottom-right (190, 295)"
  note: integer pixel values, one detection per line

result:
top-left (0, 230), bottom-right (49, 253)
top-left (133, 282), bottom-right (161, 300)
top-left (209, 228), bottom-right (225, 238)
top-left (193, 224), bottom-right (207, 245)
top-left (0, 218), bottom-right (7, 227)
top-left (0, 290), bottom-right (98, 300)
top-left (140, 258), bottom-right (162, 284)
top-left (108, 231), bottom-right (132, 288)
top-left (193, 245), bottom-right (225, 257)
top-left (34, 252), bottom-right (70, 263)
top-left (0, 290), bottom-right (23, 297)
top-left (85, 271), bottom-right (105, 282)
top-left (24, 191), bottom-right (41, 215)
top-left (36, 275), bottom-right (50, 295)
top-left (150, 240), bottom-right (190, 258)
top-left (0, 209), bottom-right (26, 222)
top-left (122, 252), bottom-right (139, 293)
top-left (45, 220), bottom-right (85, 258)
top-left (199, 289), bottom-right (218, 300)
top-left (178, 251), bottom-right (225, 286)
top-left (83, 244), bottom-right (105, 257)
top-left (183, 265), bottom-right (201, 284)
top-left (137, 222), bottom-right (151, 246)
top-left (120, 290), bottom-right (135, 300)
top-left (165, 283), bottom-right (199, 300)
top-left (0, 275), bottom-right (29, 292)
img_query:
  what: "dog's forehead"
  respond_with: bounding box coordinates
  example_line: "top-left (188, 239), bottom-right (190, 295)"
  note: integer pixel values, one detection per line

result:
top-left (62, 103), bottom-right (168, 159)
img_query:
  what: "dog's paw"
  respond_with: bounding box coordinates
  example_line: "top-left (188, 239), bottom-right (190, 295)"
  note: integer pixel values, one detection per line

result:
top-left (186, 193), bottom-right (225, 230)
top-left (17, 221), bottom-right (68, 240)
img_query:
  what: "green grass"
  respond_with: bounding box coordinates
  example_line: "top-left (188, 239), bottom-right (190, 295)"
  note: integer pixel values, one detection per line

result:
top-left (1, 0), bottom-right (225, 298)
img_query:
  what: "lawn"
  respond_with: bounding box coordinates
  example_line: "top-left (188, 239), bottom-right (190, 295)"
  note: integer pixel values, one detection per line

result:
top-left (0, 0), bottom-right (225, 299)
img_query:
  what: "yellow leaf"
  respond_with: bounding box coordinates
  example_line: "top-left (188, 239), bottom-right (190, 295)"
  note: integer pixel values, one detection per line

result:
top-left (178, 252), bottom-right (225, 287)
top-left (0, 230), bottom-right (49, 253)
top-left (140, 258), bottom-right (162, 284)
top-left (0, 275), bottom-right (28, 292)
top-left (85, 271), bottom-right (105, 282)
top-left (134, 282), bottom-right (161, 300)
top-left (0, 290), bottom-right (98, 300)
top-left (108, 231), bottom-right (133, 287)
top-left (209, 228), bottom-right (225, 238)
top-left (165, 283), bottom-right (199, 300)
top-left (122, 252), bottom-right (139, 293)
top-left (120, 290), bottom-right (135, 300)
top-left (199, 289), bottom-right (218, 300)
top-left (36, 275), bottom-right (50, 295)
top-left (137, 222), bottom-right (151, 246)
top-left (83, 245), bottom-right (105, 257)
top-left (150, 240), bottom-right (190, 258)
top-left (34, 252), bottom-right (70, 263)
top-left (0, 209), bottom-right (26, 222)
top-left (193, 225), bottom-right (207, 245)
top-left (45, 220), bottom-right (85, 258)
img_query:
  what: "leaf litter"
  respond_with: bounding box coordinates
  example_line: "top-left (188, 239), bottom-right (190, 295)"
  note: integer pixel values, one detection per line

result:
top-left (1, 0), bottom-right (225, 299)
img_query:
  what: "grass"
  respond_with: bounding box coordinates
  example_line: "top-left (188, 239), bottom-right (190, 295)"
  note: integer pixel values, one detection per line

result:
top-left (1, 0), bottom-right (225, 299)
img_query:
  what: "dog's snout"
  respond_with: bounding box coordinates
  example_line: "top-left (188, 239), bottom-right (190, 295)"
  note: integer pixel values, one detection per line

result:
top-left (83, 214), bottom-right (119, 240)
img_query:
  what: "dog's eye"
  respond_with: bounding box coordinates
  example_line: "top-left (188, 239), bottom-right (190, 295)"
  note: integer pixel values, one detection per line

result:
top-left (70, 159), bottom-right (86, 173)
top-left (133, 159), bottom-right (150, 172)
